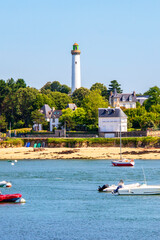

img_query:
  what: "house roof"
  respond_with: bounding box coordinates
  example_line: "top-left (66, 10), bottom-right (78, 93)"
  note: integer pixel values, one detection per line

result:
top-left (98, 108), bottom-right (128, 118)
top-left (111, 90), bottom-right (137, 102)
top-left (40, 104), bottom-right (52, 118)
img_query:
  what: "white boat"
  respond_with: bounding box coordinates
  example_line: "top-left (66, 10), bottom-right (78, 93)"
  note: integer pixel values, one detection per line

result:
top-left (116, 184), bottom-right (160, 195)
top-left (98, 182), bottom-right (140, 192)
top-left (0, 181), bottom-right (12, 188)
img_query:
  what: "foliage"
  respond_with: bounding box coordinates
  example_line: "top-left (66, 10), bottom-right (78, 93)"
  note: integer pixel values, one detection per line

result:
top-left (144, 86), bottom-right (160, 111)
top-left (90, 82), bottom-right (108, 99)
top-left (41, 81), bottom-right (71, 94)
top-left (31, 109), bottom-right (46, 131)
top-left (59, 108), bottom-right (75, 130)
top-left (0, 115), bottom-right (7, 132)
top-left (82, 90), bottom-right (108, 127)
top-left (72, 87), bottom-right (90, 107)
top-left (107, 80), bottom-right (123, 96)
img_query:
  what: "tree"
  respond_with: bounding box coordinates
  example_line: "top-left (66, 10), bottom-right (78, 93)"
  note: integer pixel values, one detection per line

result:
top-left (50, 81), bottom-right (62, 92)
top-left (107, 80), bottom-right (123, 96)
top-left (72, 87), bottom-right (90, 107)
top-left (82, 90), bottom-right (108, 128)
top-left (59, 108), bottom-right (75, 130)
top-left (144, 86), bottom-right (160, 111)
top-left (41, 82), bottom-right (51, 92)
top-left (15, 79), bottom-right (27, 90)
top-left (31, 110), bottom-right (46, 131)
top-left (73, 108), bottom-right (86, 126)
top-left (60, 84), bottom-right (71, 94)
top-left (48, 92), bottom-right (72, 109)
top-left (0, 115), bottom-right (7, 132)
top-left (90, 83), bottom-right (107, 98)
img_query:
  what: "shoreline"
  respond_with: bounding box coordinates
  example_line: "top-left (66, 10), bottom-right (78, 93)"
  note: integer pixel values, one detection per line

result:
top-left (0, 147), bottom-right (160, 160)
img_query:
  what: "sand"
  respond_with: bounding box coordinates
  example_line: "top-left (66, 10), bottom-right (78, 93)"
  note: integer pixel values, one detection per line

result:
top-left (0, 147), bottom-right (160, 160)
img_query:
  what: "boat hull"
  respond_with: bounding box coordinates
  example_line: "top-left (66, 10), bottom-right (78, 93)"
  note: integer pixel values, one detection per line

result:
top-left (112, 160), bottom-right (135, 167)
top-left (118, 185), bottom-right (160, 195)
top-left (0, 194), bottom-right (22, 202)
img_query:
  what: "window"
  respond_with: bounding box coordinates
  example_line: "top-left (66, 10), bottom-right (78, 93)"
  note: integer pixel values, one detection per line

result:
top-left (75, 61), bottom-right (77, 64)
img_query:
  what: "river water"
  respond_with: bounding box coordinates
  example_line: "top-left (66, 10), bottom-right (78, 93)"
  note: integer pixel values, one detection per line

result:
top-left (0, 159), bottom-right (160, 240)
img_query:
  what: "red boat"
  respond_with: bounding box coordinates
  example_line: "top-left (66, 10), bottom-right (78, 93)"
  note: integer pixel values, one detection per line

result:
top-left (0, 193), bottom-right (22, 202)
top-left (112, 159), bottom-right (135, 167)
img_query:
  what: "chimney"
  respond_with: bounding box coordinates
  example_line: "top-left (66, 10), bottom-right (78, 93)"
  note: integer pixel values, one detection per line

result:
top-left (133, 91), bottom-right (136, 96)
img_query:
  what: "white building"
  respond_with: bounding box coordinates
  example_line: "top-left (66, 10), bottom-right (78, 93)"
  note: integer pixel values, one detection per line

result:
top-left (50, 110), bottom-right (62, 131)
top-left (98, 107), bottom-right (128, 138)
top-left (71, 43), bottom-right (81, 93)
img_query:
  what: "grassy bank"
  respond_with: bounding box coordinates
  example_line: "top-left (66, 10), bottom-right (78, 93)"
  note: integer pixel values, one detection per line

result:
top-left (1, 137), bottom-right (159, 148)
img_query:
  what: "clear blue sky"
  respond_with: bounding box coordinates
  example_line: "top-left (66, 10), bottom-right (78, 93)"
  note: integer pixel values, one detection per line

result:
top-left (0, 0), bottom-right (159, 93)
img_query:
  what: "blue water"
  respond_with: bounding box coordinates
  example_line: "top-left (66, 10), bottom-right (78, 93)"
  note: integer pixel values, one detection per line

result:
top-left (0, 159), bottom-right (160, 240)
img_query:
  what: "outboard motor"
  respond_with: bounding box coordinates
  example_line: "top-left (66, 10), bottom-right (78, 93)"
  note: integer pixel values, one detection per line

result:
top-left (98, 184), bottom-right (109, 192)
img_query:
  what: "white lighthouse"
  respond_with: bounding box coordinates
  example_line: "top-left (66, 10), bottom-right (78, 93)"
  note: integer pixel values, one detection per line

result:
top-left (71, 43), bottom-right (81, 93)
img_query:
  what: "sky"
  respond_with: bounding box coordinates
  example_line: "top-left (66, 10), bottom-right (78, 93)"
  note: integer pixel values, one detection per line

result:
top-left (0, 0), bottom-right (160, 93)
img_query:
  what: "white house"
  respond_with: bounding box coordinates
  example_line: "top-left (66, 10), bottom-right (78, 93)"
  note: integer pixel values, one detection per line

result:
top-left (50, 109), bottom-right (62, 131)
top-left (98, 107), bottom-right (128, 138)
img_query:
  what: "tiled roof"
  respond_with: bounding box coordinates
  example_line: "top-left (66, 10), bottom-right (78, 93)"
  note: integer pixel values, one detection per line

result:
top-left (98, 108), bottom-right (128, 118)
top-left (40, 104), bottom-right (52, 118)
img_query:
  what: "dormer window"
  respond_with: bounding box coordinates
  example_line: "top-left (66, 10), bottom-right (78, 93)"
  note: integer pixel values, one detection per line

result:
top-left (122, 96), bottom-right (125, 102)
top-left (129, 95), bottom-right (132, 101)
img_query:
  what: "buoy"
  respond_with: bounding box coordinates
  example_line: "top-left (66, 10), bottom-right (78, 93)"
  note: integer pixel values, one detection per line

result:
top-left (14, 160), bottom-right (17, 163)
top-left (11, 162), bottom-right (14, 166)
top-left (19, 198), bottom-right (26, 203)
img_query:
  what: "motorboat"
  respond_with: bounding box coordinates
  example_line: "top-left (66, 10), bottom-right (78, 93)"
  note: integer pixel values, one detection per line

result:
top-left (0, 193), bottom-right (22, 202)
top-left (115, 184), bottom-right (160, 195)
top-left (112, 159), bottom-right (135, 167)
top-left (0, 181), bottom-right (12, 188)
top-left (98, 181), bottom-right (140, 192)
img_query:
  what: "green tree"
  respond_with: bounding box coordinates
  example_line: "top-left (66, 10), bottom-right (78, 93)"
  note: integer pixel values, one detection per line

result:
top-left (72, 87), bottom-right (90, 107)
top-left (144, 86), bottom-right (160, 111)
top-left (82, 90), bottom-right (108, 128)
top-left (0, 115), bottom-right (7, 132)
top-left (15, 79), bottom-right (27, 90)
top-left (90, 83), bottom-right (107, 98)
top-left (48, 92), bottom-right (72, 109)
top-left (59, 108), bottom-right (75, 130)
top-left (15, 87), bottom-right (40, 126)
top-left (50, 81), bottom-right (62, 92)
top-left (107, 80), bottom-right (123, 96)
top-left (41, 82), bottom-right (51, 92)
top-left (60, 84), bottom-right (71, 94)
top-left (31, 109), bottom-right (46, 131)
top-left (73, 108), bottom-right (86, 126)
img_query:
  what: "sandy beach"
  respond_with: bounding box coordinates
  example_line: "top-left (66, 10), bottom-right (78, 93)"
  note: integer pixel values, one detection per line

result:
top-left (0, 147), bottom-right (160, 160)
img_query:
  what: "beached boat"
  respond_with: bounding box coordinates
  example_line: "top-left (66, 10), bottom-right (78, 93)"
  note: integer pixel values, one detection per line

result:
top-left (115, 184), bottom-right (160, 195)
top-left (0, 181), bottom-right (12, 188)
top-left (112, 159), bottom-right (135, 167)
top-left (0, 193), bottom-right (22, 202)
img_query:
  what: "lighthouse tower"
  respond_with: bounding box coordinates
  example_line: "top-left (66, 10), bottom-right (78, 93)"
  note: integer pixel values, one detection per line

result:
top-left (71, 43), bottom-right (81, 93)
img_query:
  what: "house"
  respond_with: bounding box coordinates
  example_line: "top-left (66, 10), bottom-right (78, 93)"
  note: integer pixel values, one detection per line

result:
top-left (109, 89), bottom-right (136, 108)
top-left (50, 109), bottom-right (62, 131)
top-left (33, 104), bottom-right (62, 131)
top-left (98, 107), bottom-right (128, 138)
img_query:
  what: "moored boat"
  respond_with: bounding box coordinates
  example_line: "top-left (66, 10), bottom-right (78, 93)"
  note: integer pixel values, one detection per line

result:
top-left (0, 181), bottom-right (12, 188)
top-left (0, 193), bottom-right (22, 202)
top-left (115, 184), bottom-right (160, 195)
top-left (112, 159), bottom-right (135, 167)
